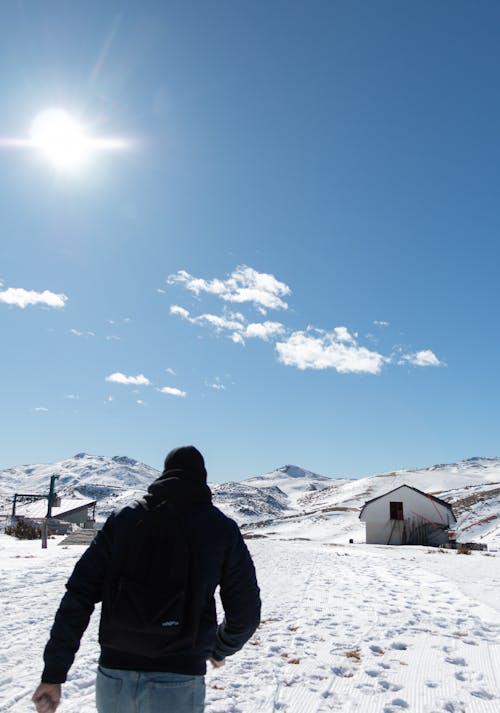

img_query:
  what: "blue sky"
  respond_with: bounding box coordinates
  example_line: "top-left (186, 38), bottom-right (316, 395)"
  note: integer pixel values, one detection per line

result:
top-left (1, 1), bottom-right (499, 482)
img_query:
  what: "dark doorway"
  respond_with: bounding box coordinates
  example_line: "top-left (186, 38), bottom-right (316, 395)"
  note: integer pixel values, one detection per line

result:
top-left (390, 501), bottom-right (404, 520)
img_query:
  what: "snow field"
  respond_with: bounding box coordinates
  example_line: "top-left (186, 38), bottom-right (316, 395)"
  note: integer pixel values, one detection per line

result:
top-left (1, 535), bottom-right (499, 712)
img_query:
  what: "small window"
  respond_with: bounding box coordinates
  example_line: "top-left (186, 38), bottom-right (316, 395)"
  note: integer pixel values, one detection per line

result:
top-left (390, 501), bottom-right (404, 520)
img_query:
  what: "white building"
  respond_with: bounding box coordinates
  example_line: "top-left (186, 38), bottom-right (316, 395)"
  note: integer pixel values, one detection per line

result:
top-left (14, 497), bottom-right (96, 529)
top-left (359, 484), bottom-right (457, 546)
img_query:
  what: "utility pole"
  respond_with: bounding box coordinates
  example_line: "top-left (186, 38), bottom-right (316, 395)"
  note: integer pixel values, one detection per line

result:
top-left (42, 474), bottom-right (60, 549)
top-left (46, 474), bottom-right (60, 518)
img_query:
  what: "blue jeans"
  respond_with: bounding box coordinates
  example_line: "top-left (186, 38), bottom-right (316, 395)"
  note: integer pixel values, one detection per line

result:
top-left (96, 666), bottom-right (206, 713)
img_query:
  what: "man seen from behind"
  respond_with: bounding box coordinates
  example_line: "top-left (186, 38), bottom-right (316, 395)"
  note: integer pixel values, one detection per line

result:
top-left (32, 445), bottom-right (261, 713)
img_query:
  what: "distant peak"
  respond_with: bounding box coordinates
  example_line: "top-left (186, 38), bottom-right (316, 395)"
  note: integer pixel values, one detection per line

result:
top-left (278, 465), bottom-right (310, 478)
top-left (111, 455), bottom-right (138, 466)
top-left (73, 453), bottom-right (88, 460)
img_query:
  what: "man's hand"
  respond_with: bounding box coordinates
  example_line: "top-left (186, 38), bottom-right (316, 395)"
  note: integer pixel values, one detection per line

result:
top-left (32, 683), bottom-right (61, 713)
top-left (208, 657), bottom-right (225, 668)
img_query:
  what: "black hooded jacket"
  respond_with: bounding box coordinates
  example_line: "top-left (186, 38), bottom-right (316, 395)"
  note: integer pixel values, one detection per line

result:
top-left (41, 447), bottom-right (261, 683)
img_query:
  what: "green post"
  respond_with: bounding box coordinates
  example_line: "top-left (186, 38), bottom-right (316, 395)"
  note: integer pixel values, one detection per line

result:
top-left (46, 474), bottom-right (60, 518)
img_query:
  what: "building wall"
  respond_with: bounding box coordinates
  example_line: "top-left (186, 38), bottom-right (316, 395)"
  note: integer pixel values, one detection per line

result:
top-left (54, 508), bottom-right (91, 526)
top-left (361, 487), bottom-right (455, 545)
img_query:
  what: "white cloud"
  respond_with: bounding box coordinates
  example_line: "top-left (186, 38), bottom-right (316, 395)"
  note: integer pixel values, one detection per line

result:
top-left (136, 399), bottom-right (146, 405)
top-left (207, 377), bottom-right (226, 391)
top-left (275, 328), bottom-right (387, 374)
top-left (159, 386), bottom-right (186, 398)
top-left (105, 372), bottom-right (151, 386)
top-left (165, 367), bottom-right (176, 375)
top-left (0, 287), bottom-right (68, 309)
top-left (196, 312), bottom-right (245, 332)
top-left (105, 335), bottom-right (121, 341)
top-left (170, 304), bottom-right (284, 344)
top-left (399, 350), bottom-right (444, 367)
top-left (64, 394), bottom-right (80, 400)
top-left (170, 304), bottom-right (245, 336)
top-left (332, 326), bottom-right (356, 344)
top-left (34, 407), bottom-right (48, 412)
top-left (244, 321), bottom-right (285, 341)
top-left (170, 304), bottom-right (191, 319)
top-left (168, 269), bottom-right (442, 378)
top-left (70, 329), bottom-right (95, 337)
top-left (168, 265), bottom-right (291, 312)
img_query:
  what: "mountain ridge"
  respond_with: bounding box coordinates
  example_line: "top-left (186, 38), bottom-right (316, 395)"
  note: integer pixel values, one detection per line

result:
top-left (1, 454), bottom-right (499, 546)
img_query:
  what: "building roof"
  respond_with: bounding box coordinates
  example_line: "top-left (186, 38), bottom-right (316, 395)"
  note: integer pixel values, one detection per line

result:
top-left (15, 497), bottom-right (96, 520)
top-left (359, 484), bottom-right (457, 521)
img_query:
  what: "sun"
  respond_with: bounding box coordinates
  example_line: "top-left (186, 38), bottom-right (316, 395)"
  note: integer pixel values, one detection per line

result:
top-left (0, 107), bottom-right (129, 173)
top-left (30, 108), bottom-right (92, 172)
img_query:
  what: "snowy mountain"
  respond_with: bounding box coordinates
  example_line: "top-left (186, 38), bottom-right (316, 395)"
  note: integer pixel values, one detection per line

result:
top-left (0, 453), bottom-right (160, 520)
top-left (237, 457), bottom-right (500, 548)
top-left (1, 454), bottom-right (499, 547)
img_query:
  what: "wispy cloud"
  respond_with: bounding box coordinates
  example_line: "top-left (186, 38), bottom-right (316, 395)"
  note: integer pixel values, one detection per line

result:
top-left (165, 367), bottom-right (176, 375)
top-left (64, 394), bottom-right (80, 400)
top-left (168, 265), bottom-right (291, 313)
top-left (0, 287), bottom-right (68, 309)
top-left (70, 328), bottom-right (95, 337)
top-left (105, 372), bottom-right (151, 385)
top-left (398, 350), bottom-right (444, 367)
top-left (275, 328), bottom-right (387, 374)
top-left (168, 266), bottom-right (444, 377)
top-left (170, 304), bottom-right (284, 344)
top-left (206, 376), bottom-right (226, 391)
top-left (159, 386), bottom-right (187, 397)
top-left (34, 406), bottom-right (49, 412)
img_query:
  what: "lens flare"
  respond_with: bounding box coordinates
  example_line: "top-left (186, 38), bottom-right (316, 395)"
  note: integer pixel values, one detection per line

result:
top-left (30, 109), bottom-right (91, 171)
top-left (0, 107), bottom-right (130, 175)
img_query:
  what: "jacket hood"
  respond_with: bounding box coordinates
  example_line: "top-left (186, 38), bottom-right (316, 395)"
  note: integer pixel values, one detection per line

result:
top-left (147, 446), bottom-right (211, 508)
top-left (162, 445), bottom-right (207, 483)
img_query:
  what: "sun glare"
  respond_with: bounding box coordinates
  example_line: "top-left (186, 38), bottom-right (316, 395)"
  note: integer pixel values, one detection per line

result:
top-left (0, 106), bottom-right (129, 174)
top-left (30, 109), bottom-right (91, 172)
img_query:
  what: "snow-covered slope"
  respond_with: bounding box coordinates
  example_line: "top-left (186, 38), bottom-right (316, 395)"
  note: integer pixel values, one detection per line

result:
top-left (1, 454), bottom-right (499, 547)
top-left (244, 464), bottom-right (340, 507)
top-left (0, 453), bottom-right (160, 520)
top-left (238, 457), bottom-right (500, 548)
top-left (2, 535), bottom-right (500, 713)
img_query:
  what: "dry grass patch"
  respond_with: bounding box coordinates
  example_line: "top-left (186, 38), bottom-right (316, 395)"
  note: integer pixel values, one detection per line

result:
top-left (345, 648), bottom-right (361, 662)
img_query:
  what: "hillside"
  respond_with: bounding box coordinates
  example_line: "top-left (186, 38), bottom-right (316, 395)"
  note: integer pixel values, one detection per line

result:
top-left (1, 454), bottom-right (499, 547)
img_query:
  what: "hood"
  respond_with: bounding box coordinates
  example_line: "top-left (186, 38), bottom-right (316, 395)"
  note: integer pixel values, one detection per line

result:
top-left (147, 445), bottom-right (212, 508)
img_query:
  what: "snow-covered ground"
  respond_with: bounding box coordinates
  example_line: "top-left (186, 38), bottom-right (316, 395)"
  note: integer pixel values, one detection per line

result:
top-left (1, 534), bottom-right (499, 713)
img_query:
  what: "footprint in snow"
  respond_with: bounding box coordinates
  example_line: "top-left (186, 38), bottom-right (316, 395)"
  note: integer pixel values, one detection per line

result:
top-left (471, 689), bottom-right (496, 700)
top-left (445, 657), bottom-right (467, 666)
top-left (378, 680), bottom-right (403, 692)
